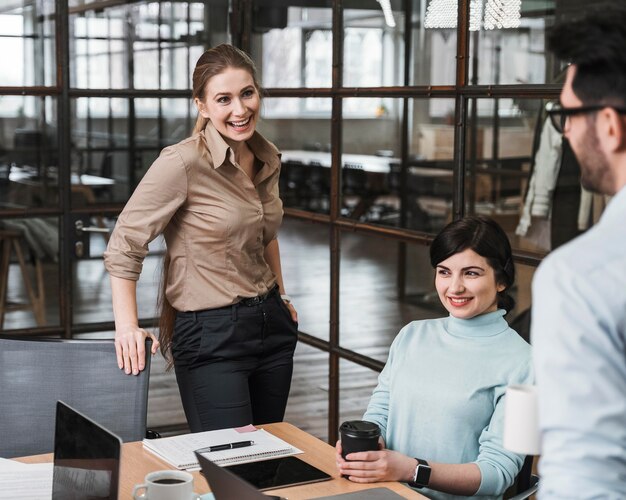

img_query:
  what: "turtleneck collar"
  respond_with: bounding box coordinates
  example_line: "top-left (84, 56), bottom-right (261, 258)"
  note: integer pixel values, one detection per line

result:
top-left (444, 309), bottom-right (509, 338)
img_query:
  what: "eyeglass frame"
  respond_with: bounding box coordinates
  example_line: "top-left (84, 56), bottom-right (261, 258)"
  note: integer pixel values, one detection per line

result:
top-left (546, 101), bottom-right (626, 134)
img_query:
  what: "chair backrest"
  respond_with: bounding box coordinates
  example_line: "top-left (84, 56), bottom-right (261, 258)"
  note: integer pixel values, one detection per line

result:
top-left (504, 455), bottom-right (537, 499)
top-left (508, 474), bottom-right (539, 500)
top-left (13, 129), bottom-right (42, 168)
top-left (0, 336), bottom-right (151, 458)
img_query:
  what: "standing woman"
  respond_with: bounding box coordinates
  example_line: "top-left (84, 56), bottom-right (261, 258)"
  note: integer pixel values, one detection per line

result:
top-left (104, 44), bottom-right (299, 432)
top-left (336, 216), bottom-right (532, 498)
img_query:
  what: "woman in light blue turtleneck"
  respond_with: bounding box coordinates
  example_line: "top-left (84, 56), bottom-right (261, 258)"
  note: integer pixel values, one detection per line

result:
top-left (336, 216), bottom-right (532, 499)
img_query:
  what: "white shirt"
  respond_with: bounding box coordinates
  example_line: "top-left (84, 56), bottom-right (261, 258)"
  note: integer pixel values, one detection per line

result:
top-left (532, 185), bottom-right (626, 499)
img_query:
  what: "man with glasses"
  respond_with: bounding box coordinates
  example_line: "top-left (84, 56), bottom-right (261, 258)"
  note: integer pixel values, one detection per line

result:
top-left (532, 8), bottom-right (626, 499)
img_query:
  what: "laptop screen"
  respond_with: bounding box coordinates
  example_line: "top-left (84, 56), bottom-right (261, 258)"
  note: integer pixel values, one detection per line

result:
top-left (52, 401), bottom-right (122, 500)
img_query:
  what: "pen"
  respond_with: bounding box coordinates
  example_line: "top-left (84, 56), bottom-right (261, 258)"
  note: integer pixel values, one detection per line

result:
top-left (195, 440), bottom-right (254, 453)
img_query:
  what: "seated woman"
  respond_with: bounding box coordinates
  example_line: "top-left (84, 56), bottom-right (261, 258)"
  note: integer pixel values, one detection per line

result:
top-left (336, 216), bottom-right (532, 498)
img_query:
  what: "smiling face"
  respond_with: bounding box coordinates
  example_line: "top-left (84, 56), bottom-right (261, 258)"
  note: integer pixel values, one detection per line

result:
top-left (195, 67), bottom-right (260, 144)
top-left (435, 248), bottom-right (505, 319)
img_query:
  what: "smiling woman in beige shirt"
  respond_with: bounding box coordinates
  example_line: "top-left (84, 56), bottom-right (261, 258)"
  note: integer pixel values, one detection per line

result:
top-left (103, 44), bottom-right (298, 432)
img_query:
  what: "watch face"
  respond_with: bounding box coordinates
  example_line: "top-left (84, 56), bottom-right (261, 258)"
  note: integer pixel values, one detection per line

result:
top-left (416, 463), bottom-right (431, 486)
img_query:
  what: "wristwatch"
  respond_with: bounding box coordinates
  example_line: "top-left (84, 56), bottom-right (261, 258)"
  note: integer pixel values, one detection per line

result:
top-left (408, 458), bottom-right (431, 489)
top-left (280, 294), bottom-right (292, 304)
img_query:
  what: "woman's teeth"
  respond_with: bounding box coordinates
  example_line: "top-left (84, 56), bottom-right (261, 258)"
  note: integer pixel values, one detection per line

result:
top-left (229, 117), bottom-right (250, 127)
top-left (449, 297), bottom-right (471, 305)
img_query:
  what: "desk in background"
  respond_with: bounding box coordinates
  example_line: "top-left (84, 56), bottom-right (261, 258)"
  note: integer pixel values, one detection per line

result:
top-left (7, 166), bottom-right (114, 207)
top-left (280, 150), bottom-right (454, 226)
top-left (17, 422), bottom-right (423, 499)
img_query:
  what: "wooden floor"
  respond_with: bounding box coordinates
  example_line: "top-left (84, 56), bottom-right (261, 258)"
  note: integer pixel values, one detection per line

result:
top-left (1, 217), bottom-right (531, 443)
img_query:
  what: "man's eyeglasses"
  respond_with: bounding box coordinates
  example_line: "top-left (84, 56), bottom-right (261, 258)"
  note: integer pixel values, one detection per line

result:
top-left (546, 102), bottom-right (626, 134)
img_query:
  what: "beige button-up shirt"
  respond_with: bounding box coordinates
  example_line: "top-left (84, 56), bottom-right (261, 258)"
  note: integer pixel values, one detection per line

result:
top-left (104, 122), bottom-right (283, 311)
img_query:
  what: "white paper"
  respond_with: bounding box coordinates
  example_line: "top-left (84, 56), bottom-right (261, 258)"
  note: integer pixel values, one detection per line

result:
top-left (143, 428), bottom-right (302, 469)
top-left (503, 384), bottom-right (541, 455)
top-left (0, 458), bottom-right (29, 470)
top-left (0, 463), bottom-right (53, 500)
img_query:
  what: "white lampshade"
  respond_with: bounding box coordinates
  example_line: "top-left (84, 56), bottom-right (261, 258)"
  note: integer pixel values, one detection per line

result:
top-left (503, 384), bottom-right (541, 455)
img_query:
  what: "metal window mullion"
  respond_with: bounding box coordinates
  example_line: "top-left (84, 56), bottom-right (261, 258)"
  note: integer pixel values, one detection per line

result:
top-left (452, 0), bottom-right (470, 220)
top-left (328, 0), bottom-right (344, 446)
top-left (56, 0), bottom-right (73, 338)
top-left (397, 0), bottom-right (414, 300)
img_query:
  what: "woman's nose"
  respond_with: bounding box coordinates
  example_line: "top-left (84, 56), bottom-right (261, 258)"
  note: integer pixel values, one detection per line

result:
top-left (450, 275), bottom-right (465, 293)
top-left (232, 98), bottom-right (246, 115)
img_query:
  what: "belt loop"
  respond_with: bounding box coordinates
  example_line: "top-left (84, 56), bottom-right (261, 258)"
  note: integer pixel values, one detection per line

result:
top-left (192, 311), bottom-right (197, 322)
top-left (232, 303), bottom-right (238, 322)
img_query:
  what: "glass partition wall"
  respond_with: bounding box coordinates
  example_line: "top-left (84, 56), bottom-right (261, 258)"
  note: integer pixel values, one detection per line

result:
top-left (1, 0), bottom-right (603, 442)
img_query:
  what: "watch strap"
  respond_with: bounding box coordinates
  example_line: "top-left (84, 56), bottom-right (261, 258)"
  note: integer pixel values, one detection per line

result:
top-left (280, 294), bottom-right (292, 304)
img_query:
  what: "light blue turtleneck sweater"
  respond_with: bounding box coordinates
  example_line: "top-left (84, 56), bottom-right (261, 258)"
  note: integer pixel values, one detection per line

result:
top-left (363, 310), bottom-right (533, 499)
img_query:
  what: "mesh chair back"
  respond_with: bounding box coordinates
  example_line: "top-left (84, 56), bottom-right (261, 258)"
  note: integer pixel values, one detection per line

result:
top-left (0, 336), bottom-right (151, 458)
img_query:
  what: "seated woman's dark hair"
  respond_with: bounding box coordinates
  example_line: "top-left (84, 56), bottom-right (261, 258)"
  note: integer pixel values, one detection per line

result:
top-left (429, 216), bottom-right (515, 312)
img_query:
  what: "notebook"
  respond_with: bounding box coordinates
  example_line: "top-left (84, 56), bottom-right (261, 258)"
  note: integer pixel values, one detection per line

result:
top-left (143, 427), bottom-right (302, 470)
top-left (52, 401), bottom-right (122, 500)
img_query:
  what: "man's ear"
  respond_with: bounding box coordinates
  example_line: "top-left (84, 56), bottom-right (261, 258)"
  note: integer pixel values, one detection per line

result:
top-left (195, 98), bottom-right (210, 119)
top-left (600, 107), bottom-right (626, 153)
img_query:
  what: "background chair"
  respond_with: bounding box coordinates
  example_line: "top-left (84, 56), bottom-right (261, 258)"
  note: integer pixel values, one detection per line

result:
top-left (504, 455), bottom-right (540, 499)
top-left (508, 474), bottom-right (539, 500)
top-left (0, 336), bottom-right (152, 458)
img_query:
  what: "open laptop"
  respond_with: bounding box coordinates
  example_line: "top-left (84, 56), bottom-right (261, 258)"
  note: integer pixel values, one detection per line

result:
top-left (195, 451), bottom-right (284, 500)
top-left (52, 401), bottom-right (122, 500)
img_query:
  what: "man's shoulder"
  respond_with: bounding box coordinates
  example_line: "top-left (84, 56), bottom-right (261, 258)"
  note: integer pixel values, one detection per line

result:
top-left (539, 217), bottom-right (625, 278)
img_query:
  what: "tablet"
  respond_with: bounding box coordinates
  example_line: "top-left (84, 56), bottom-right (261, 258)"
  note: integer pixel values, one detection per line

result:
top-left (223, 456), bottom-right (331, 491)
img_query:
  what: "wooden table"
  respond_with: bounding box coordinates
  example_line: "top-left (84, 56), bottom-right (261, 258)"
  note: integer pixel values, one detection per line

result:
top-left (17, 422), bottom-right (424, 499)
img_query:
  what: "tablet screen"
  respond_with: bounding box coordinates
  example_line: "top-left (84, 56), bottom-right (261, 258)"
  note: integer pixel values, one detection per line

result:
top-left (223, 456), bottom-right (331, 491)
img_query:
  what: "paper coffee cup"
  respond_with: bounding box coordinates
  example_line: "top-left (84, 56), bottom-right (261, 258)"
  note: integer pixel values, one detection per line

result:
top-left (503, 384), bottom-right (541, 455)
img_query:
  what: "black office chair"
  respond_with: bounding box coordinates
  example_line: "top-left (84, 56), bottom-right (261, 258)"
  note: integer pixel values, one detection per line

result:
top-left (12, 129), bottom-right (43, 169)
top-left (0, 336), bottom-right (152, 458)
top-left (509, 475), bottom-right (539, 500)
top-left (504, 455), bottom-right (540, 499)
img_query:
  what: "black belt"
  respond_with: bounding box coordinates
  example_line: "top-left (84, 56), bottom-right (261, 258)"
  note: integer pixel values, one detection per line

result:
top-left (239, 286), bottom-right (278, 307)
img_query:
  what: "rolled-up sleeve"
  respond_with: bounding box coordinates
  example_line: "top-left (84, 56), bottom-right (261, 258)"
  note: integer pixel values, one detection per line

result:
top-left (475, 359), bottom-right (534, 495)
top-left (104, 146), bottom-right (188, 280)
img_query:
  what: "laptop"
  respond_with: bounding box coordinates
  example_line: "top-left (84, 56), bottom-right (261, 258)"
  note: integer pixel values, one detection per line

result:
top-left (52, 401), bottom-right (122, 500)
top-left (195, 452), bottom-right (282, 500)
top-left (196, 452), bottom-right (331, 500)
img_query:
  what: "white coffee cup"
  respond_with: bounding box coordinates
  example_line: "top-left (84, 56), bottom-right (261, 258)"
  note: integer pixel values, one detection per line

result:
top-left (132, 470), bottom-right (200, 500)
top-left (503, 384), bottom-right (541, 455)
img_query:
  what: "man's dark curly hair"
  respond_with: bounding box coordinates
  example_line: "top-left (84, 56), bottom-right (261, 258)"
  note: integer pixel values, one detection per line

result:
top-left (548, 7), bottom-right (626, 106)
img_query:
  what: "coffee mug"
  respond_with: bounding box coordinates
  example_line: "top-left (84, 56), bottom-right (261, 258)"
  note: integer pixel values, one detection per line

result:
top-left (132, 470), bottom-right (200, 500)
top-left (503, 384), bottom-right (541, 455)
top-left (339, 420), bottom-right (381, 459)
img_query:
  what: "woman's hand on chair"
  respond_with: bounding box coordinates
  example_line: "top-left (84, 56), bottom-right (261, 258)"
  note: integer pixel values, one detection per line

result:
top-left (114, 325), bottom-right (159, 376)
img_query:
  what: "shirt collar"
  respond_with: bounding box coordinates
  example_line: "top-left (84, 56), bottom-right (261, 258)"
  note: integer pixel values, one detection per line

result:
top-left (599, 184), bottom-right (626, 227)
top-left (444, 309), bottom-right (509, 338)
top-left (202, 120), bottom-right (281, 174)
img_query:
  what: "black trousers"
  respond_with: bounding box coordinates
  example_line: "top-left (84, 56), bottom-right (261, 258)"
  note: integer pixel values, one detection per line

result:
top-left (171, 287), bottom-right (298, 432)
